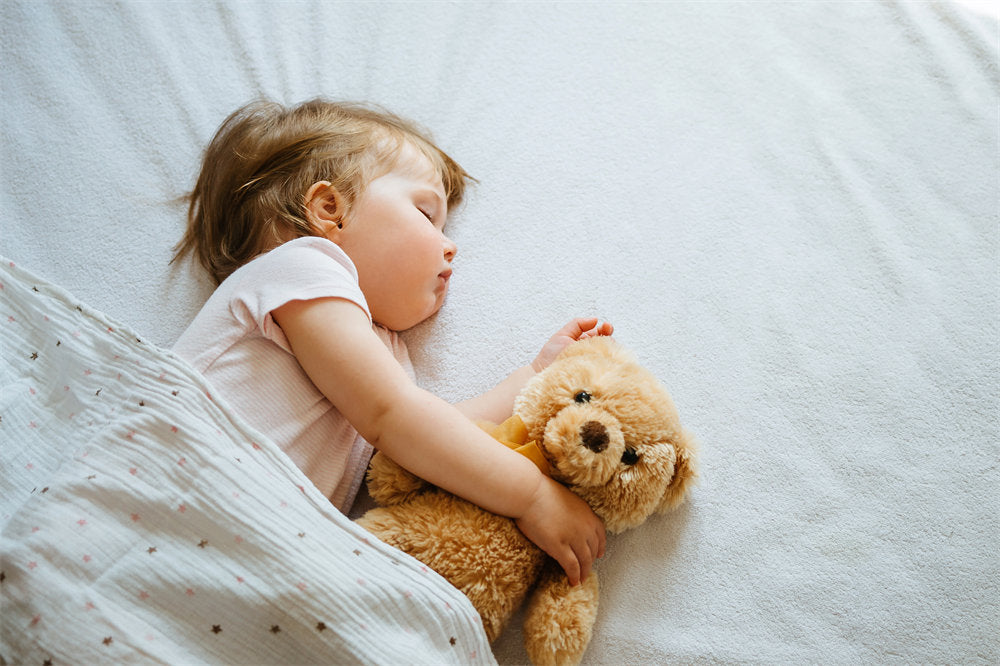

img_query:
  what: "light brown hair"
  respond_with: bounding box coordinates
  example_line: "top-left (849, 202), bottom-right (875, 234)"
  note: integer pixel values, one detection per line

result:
top-left (173, 98), bottom-right (473, 284)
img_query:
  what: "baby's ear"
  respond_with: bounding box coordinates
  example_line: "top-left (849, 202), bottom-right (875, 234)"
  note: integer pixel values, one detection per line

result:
top-left (658, 430), bottom-right (698, 512)
top-left (304, 180), bottom-right (346, 236)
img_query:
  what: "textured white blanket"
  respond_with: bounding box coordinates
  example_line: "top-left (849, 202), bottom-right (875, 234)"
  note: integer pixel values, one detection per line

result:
top-left (0, 258), bottom-right (493, 664)
top-left (2, 1), bottom-right (997, 663)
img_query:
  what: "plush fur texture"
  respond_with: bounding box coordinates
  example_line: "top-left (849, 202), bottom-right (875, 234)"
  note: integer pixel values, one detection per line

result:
top-left (356, 337), bottom-right (698, 665)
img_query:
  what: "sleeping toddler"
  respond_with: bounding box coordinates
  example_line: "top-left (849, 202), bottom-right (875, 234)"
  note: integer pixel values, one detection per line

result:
top-left (172, 99), bottom-right (613, 585)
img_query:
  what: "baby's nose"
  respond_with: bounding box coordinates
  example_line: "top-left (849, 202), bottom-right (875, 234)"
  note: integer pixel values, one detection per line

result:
top-left (443, 237), bottom-right (457, 261)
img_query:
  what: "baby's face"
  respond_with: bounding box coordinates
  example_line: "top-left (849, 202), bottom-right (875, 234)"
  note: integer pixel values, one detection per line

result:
top-left (334, 143), bottom-right (456, 330)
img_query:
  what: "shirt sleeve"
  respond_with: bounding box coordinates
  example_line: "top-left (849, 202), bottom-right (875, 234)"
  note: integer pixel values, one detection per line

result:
top-left (373, 324), bottom-right (415, 381)
top-left (228, 237), bottom-right (371, 353)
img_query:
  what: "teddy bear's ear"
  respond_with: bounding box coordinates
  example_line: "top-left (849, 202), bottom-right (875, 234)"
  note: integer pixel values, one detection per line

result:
top-left (556, 336), bottom-right (634, 364)
top-left (658, 430), bottom-right (698, 512)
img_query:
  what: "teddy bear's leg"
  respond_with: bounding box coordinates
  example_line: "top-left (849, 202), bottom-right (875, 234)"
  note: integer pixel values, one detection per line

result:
top-left (523, 562), bottom-right (599, 666)
top-left (366, 450), bottom-right (430, 506)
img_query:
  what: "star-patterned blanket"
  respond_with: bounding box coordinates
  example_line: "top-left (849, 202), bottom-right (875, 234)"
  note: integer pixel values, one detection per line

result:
top-left (0, 258), bottom-right (494, 664)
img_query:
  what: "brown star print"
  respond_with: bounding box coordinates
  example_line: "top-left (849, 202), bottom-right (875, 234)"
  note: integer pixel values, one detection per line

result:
top-left (197, 540), bottom-right (208, 548)
top-left (30, 352), bottom-right (38, 360)
top-left (270, 625), bottom-right (281, 634)
top-left (316, 622), bottom-right (326, 632)
top-left (211, 625), bottom-right (222, 634)
top-left (450, 637), bottom-right (457, 646)
top-left (44, 659), bottom-right (52, 666)
top-left (353, 549), bottom-right (361, 556)
top-left (147, 547), bottom-right (157, 555)
top-left (102, 637), bottom-right (113, 646)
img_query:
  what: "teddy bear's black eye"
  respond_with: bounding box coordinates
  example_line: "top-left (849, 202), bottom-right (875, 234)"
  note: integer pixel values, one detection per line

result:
top-left (574, 391), bottom-right (592, 403)
top-left (621, 447), bottom-right (639, 465)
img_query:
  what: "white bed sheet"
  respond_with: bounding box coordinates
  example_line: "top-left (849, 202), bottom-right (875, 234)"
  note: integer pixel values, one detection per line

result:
top-left (2, 1), bottom-right (997, 663)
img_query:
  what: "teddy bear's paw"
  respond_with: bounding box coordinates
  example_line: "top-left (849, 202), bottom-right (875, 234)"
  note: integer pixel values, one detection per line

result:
top-left (366, 451), bottom-right (430, 505)
top-left (523, 567), bottom-right (599, 666)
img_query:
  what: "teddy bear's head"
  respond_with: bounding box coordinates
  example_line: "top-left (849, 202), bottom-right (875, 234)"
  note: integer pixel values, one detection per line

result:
top-left (514, 336), bottom-right (697, 533)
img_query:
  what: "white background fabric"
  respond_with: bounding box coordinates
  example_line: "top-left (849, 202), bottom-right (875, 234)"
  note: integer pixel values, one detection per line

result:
top-left (2, 1), bottom-right (997, 663)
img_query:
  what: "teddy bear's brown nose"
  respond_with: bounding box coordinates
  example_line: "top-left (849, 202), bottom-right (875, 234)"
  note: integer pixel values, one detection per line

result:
top-left (580, 421), bottom-right (609, 453)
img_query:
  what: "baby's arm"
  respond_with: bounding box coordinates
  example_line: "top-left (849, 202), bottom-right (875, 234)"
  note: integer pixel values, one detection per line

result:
top-left (455, 317), bottom-right (614, 423)
top-left (273, 298), bottom-right (606, 585)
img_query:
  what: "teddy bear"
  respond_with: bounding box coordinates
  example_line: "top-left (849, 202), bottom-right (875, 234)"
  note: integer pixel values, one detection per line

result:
top-left (355, 336), bottom-right (698, 665)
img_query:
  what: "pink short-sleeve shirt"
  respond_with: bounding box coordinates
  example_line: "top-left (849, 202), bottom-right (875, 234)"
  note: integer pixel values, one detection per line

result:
top-left (172, 237), bottom-right (412, 512)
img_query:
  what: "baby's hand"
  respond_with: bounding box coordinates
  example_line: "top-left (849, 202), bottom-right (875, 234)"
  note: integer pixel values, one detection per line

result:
top-left (531, 317), bottom-right (614, 373)
top-left (514, 476), bottom-right (606, 585)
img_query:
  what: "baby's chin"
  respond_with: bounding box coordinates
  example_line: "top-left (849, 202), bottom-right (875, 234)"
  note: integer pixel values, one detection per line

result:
top-left (379, 301), bottom-right (447, 332)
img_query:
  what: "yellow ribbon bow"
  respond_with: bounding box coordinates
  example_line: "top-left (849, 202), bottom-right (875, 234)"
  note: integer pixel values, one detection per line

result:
top-left (481, 415), bottom-right (551, 477)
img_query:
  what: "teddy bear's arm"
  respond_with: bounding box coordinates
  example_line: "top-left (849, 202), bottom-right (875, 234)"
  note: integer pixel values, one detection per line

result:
top-left (523, 560), bottom-right (600, 666)
top-left (365, 450), bottom-right (431, 506)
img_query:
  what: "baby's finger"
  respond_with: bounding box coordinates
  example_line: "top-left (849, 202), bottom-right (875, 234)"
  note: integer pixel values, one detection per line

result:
top-left (557, 317), bottom-right (600, 340)
top-left (578, 320), bottom-right (613, 340)
top-left (588, 531), bottom-right (604, 561)
top-left (556, 548), bottom-right (582, 586)
top-left (574, 542), bottom-right (594, 583)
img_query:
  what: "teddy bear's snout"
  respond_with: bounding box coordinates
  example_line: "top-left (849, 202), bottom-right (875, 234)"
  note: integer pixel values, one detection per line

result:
top-left (540, 405), bottom-right (628, 486)
top-left (581, 420), bottom-right (609, 452)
